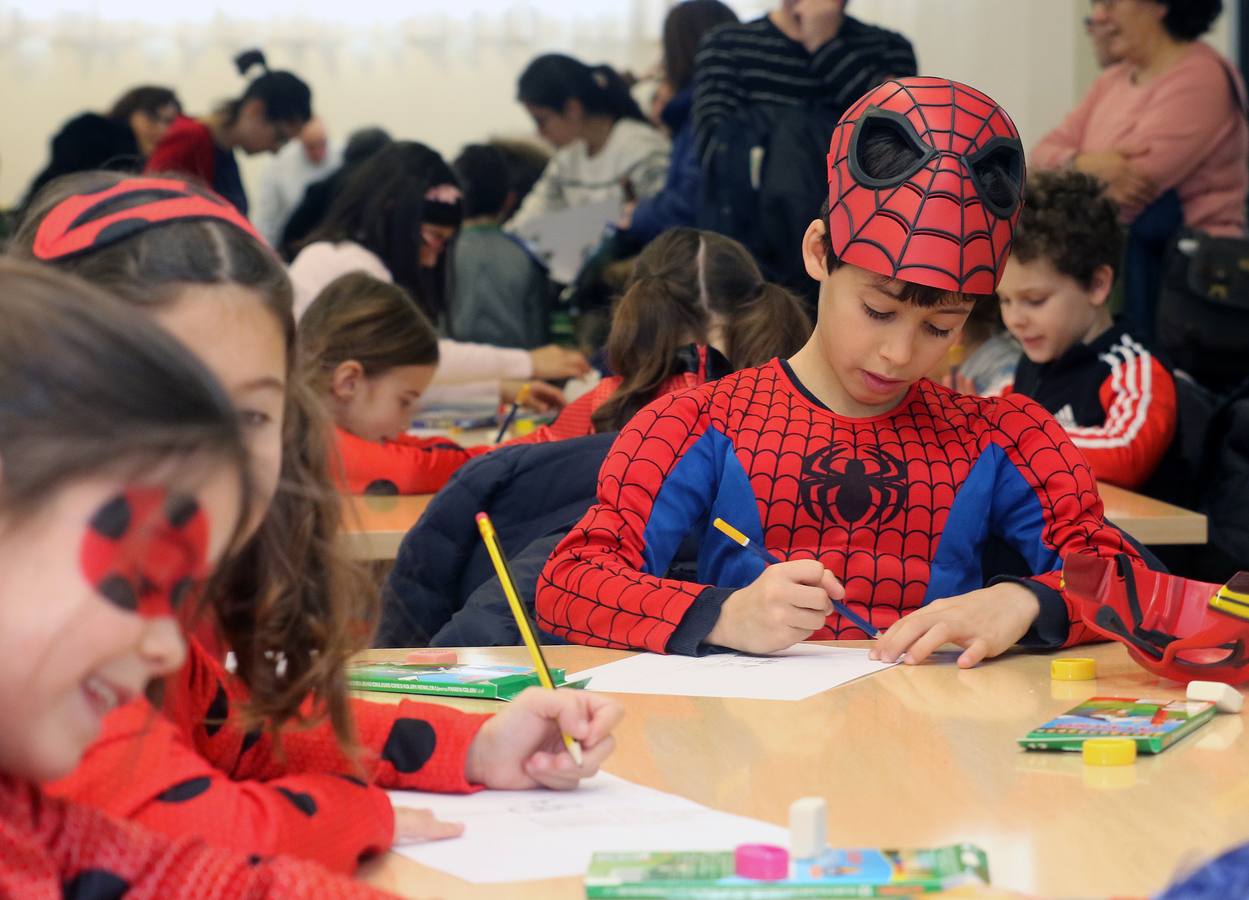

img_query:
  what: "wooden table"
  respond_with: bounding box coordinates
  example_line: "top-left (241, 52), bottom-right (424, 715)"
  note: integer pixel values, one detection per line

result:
top-left (357, 642), bottom-right (1244, 898)
top-left (1099, 482), bottom-right (1207, 546)
top-left (340, 482), bottom-right (1207, 562)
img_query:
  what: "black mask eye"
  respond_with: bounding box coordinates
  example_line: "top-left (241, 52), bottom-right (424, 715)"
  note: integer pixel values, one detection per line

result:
top-left (847, 107), bottom-right (936, 189)
top-left (967, 136), bottom-right (1024, 218)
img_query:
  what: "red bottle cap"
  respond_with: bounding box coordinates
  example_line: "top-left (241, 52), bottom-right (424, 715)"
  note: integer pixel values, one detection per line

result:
top-left (734, 843), bottom-right (789, 881)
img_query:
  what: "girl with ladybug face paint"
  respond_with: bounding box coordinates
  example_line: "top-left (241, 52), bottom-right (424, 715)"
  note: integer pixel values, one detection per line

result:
top-left (0, 260), bottom-right (248, 785)
top-left (9, 172), bottom-right (623, 872)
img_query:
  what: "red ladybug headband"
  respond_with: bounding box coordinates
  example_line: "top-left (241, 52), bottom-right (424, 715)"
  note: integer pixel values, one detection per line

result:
top-left (31, 177), bottom-right (265, 262)
top-left (827, 77), bottom-right (1026, 294)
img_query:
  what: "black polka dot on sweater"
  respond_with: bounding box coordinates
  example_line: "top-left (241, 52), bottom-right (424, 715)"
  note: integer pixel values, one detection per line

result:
top-left (164, 494), bottom-right (200, 528)
top-left (333, 773), bottom-right (368, 788)
top-left (156, 776), bottom-right (212, 803)
top-left (89, 495), bottom-right (131, 541)
top-left (247, 855), bottom-right (264, 866)
top-left (63, 869), bottom-right (129, 900)
top-left (204, 684), bottom-right (229, 737)
top-left (364, 479), bottom-right (400, 496)
top-left (276, 787), bottom-right (318, 816)
top-left (240, 728), bottom-right (263, 756)
top-left (381, 718), bottom-right (437, 773)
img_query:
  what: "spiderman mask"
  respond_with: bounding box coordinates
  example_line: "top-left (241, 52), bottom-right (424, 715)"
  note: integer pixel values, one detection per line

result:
top-left (1063, 554), bottom-right (1249, 684)
top-left (827, 77), bottom-right (1025, 294)
top-left (80, 487), bottom-right (210, 620)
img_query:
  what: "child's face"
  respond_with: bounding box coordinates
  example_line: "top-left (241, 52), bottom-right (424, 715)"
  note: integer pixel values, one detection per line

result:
top-left (801, 223), bottom-right (972, 414)
top-left (235, 99), bottom-right (301, 155)
top-left (419, 224), bottom-right (457, 269)
top-left (335, 364), bottom-right (438, 442)
top-left (0, 470), bottom-right (240, 782)
top-left (153, 285), bottom-right (287, 541)
top-left (524, 102), bottom-right (581, 149)
top-left (997, 255), bottom-right (1112, 364)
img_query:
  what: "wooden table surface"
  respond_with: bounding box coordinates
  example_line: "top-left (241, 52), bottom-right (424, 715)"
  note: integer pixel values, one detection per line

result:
top-left (357, 642), bottom-right (1244, 899)
top-left (340, 482), bottom-right (1208, 562)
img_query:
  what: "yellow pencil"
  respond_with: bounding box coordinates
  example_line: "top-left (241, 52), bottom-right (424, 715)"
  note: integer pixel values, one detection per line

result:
top-left (475, 512), bottom-right (583, 765)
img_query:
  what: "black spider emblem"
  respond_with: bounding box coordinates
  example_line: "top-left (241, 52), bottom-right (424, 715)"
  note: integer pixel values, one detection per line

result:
top-left (800, 444), bottom-right (908, 525)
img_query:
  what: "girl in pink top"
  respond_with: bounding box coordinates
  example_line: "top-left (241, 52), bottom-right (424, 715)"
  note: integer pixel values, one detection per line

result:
top-left (1033, 0), bottom-right (1247, 236)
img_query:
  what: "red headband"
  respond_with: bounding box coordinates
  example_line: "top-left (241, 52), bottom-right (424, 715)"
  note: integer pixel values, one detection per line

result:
top-left (32, 177), bottom-right (265, 261)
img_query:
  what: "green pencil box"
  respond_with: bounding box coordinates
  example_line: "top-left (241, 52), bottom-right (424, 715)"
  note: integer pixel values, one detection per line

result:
top-left (1018, 695), bottom-right (1215, 753)
top-left (347, 662), bottom-right (571, 701)
top-left (584, 845), bottom-right (989, 898)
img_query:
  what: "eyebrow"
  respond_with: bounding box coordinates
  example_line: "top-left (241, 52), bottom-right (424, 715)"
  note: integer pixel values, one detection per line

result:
top-left (234, 377), bottom-right (286, 393)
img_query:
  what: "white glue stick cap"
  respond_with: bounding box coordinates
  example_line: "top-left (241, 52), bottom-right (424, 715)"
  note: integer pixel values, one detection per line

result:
top-left (1187, 680), bottom-right (1244, 714)
top-left (789, 797), bottom-right (827, 859)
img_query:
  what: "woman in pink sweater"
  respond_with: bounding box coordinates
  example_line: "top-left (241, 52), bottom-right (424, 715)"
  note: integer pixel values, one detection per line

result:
top-left (1034, 0), bottom-right (1246, 236)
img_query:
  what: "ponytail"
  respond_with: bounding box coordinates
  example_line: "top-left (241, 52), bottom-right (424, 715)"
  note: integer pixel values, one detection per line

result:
top-left (723, 282), bottom-right (811, 369)
top-left (221, 47), bottom-right (312, 127)
top-left (592, 269), bottom-right (707, 433)
top-left (587, 64), bottom-right (646, 122)
top-left (591, 228), bottom-right (810, 432)
top-left (518, 54), bottom-right (645, 123)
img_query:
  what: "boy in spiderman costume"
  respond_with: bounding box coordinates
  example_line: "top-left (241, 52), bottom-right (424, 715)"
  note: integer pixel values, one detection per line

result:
top-left (536, 77), bottom-right (1142, 666)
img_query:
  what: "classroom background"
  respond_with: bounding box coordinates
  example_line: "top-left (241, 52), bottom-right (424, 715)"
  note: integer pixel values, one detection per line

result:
top-left (0, 0), bottom-right (1237, 208)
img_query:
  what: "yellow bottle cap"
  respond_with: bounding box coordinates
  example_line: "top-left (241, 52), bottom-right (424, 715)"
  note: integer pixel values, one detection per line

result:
top-left (1082, 737), bottom-right (1137, 766)
top-left (1051, 657), bottom-right (1097, 681)
top-left (513, 419), bottom-right (536, 437)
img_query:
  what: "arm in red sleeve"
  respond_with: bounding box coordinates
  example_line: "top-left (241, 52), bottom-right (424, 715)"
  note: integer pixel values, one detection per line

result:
top-left (503, 379), bottom-right (618, 446)
top-left (2, 776), bottom-right (392, 898)
top-left (1065, 350), bottom-right (1177, 489)
top-left (144, 117), bottom-right (215, 184)
top-left (46, 639), bottom-right (489, 872)
top-left (535, 390), bottom-right (716, 652)
top-left (987, 394), bottom-right (1145, 649)
top-left (332, 426), bottom-right (487, 494)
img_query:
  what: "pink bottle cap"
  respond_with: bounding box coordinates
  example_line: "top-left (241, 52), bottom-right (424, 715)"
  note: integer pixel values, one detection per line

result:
top-left (734, 843), bottom-right (789, 881)
top-left (405, 649), bottom-right (459, 665)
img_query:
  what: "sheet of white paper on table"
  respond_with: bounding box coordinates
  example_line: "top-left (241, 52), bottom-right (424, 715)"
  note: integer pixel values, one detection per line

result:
top-left (389, 772), bottom-right (786, 883)
top-left (570, 644), bottom-right (897, 701)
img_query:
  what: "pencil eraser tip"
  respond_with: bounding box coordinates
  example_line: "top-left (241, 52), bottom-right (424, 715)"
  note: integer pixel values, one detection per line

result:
top-left (1187, 680), bottom-right (1244, 713)
top-left (475, 512), bottom-right (487, 523)
top-left (405, 649), bottom-right (459, 665)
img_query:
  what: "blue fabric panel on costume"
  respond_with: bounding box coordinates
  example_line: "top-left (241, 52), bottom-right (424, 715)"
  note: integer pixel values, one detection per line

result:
top-left (925, 450), bottom-right (997, 604)
top-left (990, 443), bottom-right (1063, 573)
top-left (640, 428), bottom-right (723, 577)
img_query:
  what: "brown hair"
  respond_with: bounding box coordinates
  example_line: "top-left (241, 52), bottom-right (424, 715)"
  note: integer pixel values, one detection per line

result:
top-left (593, 228), bottom-right (811, 432)
top-left (10, 171), bottom-right (372, 749)
top-left (1011, 169), bottom-right (1123, 290)
top-left (0, 258), bottom-right (249, 525)
top-left (298, 272), bottom-right (440, 395)
top-left (662, 0), bottom-right (738, 93)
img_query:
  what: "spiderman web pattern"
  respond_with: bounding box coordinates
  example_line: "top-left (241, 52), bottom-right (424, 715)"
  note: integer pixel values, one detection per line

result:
top-left (538, 363), bottom-right (1127, 651)
top-left (827, 77), bottom-right (1021, 294)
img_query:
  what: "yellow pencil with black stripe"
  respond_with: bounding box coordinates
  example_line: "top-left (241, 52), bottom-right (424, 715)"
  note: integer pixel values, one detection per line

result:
top-left (1209, 572), bottom-right (1249, 621)
top-left (712, 516), bottom-right (880, 638)
top-left (476, 511), bottom-right (583, 765)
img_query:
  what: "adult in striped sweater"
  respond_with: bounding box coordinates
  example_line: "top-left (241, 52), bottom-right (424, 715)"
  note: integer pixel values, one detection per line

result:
top-left (997, 170), bottom-right (1177, 491)
top-left (691, 0), bottom-right (916, 160)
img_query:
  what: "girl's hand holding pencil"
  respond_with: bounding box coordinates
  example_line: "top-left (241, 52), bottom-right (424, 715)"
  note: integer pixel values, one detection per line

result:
top-left (463, 688), bottom-right (624, 791)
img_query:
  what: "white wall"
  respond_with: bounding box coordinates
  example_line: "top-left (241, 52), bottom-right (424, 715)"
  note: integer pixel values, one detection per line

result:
top-left (0, 0), bottom-right (1239, 209)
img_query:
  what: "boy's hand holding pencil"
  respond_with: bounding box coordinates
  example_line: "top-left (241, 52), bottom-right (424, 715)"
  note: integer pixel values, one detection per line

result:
top-left (707, 559), bottom-right (845, 654)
